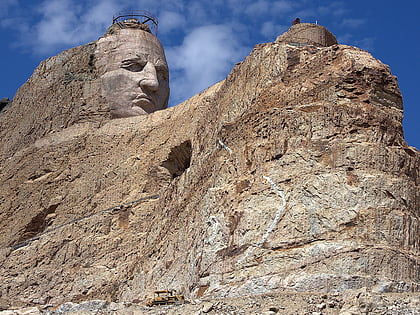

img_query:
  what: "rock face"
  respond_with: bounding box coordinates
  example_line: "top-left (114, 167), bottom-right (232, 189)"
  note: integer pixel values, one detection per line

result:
top-left (0, 25), bottom-right (418, 310)
top-left (0, 42), bottom-right (106, 159)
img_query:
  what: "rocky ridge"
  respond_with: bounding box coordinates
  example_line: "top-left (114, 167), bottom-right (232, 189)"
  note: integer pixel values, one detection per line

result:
top-left (0, 26), bottom-right (418, 312)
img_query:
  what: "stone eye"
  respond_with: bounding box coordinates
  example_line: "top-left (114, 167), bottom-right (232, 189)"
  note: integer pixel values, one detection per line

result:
top-left (121, 61), bottom-right (145, 72)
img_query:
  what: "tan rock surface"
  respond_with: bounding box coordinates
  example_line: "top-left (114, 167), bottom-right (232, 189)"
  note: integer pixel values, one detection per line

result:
top-left (0, 29), bottom-right (418, 311)
top-left (0, 42), bottom-right (107, 159)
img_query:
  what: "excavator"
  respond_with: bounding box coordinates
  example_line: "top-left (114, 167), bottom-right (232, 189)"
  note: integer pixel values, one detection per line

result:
top-left (146, 289), bottom-right (185, 307)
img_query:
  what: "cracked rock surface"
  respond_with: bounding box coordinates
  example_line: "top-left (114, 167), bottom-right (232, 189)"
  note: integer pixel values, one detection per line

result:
top-left (0, 32), bottom-right (418, 311)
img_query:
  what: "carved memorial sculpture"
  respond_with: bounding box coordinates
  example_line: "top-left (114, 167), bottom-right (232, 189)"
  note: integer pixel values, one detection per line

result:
top-left (95, 20), bottom-right (170, 118)
top-left (0, 20), bottom-right (418, 313)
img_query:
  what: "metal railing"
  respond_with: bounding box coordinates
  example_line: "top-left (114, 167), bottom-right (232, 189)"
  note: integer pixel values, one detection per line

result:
top-left (112, 10), bottom-right (158, 35)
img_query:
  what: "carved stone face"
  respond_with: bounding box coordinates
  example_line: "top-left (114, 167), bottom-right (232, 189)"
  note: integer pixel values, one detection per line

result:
top-left (96, 29), bottom-right (169, 118)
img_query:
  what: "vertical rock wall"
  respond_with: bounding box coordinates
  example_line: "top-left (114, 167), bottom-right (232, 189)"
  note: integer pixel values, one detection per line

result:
top-left (0, 42), bottom-right (109, 160)
top-left (0, 32), bottom-right (418, 309)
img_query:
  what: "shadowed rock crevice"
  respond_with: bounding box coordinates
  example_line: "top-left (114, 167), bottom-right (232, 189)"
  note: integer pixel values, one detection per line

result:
top-left (161, 140), bottom-right (192, 179)
top-left (0, 97), bottom-right (11, 112)
top-left (14, 203), bottom-right (59, 246)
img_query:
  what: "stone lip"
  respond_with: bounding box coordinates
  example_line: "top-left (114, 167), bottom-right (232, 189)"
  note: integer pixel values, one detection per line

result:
top-left (95, 28), bottom-right (169, 118)
top-left (276, 23), bottom-right (338, 47)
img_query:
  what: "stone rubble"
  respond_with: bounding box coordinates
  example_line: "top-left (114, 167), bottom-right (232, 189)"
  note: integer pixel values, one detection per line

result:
top-left (1, 290), bottom-right (419, 314)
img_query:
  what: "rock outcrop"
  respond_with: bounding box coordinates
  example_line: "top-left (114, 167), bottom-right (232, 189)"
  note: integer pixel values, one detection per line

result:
top-left (0, 24), bottom-right (418, 311)
top-left (0, 42), bottom-right (106, 159)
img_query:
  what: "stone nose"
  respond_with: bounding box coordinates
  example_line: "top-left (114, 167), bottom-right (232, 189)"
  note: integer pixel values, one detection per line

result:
top-left (139, 62), bottom-right (159, 92)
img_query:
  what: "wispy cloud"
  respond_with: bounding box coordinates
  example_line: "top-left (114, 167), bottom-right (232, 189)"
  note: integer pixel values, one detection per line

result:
top-left (167, 24), bottom-right (248, 105)
top-left (341, 18), bottom-right (365, 28)
top-left (35, 0), bottom-right (82, 47)
top-left (245, 0), bottom-right (271, 16)
top-left (0, 0), bottom-right (373, 105)
top-left (295, 1), bottom-right (348, 23)
top-left (0, 0), bottom-right (18, 16)
top-left (245, 0), bottom-right (294, 18)
top-left (318, 2), bottom-right (348, 17)
top-left (337, 33), bottom-right (375, 52)
top-left (159, 11), bottom-right (186, 34)
top-left (23, 0), bottom-right (119, 54)
top-left (355, 37), bottom-right (375, 52)
top-left (261, 21), bottom-right (288, 40)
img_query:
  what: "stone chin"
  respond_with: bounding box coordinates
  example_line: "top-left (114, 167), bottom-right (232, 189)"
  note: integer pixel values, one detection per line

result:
top-left (109, 103), bottom-right (149, 118)
top-left (95, 27), bottom-right (170, 119)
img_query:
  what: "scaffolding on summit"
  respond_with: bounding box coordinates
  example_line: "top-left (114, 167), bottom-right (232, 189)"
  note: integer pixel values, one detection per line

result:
top-left (110, 10), bottom-right (159, 35)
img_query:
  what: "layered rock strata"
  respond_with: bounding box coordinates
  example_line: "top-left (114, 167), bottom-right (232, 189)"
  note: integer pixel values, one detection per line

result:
top-left (0, 27), bottom-right (418, 309)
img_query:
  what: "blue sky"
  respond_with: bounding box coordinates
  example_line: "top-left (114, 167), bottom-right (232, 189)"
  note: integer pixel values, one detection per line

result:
top-left (1, 0), bottom-right (418, 148)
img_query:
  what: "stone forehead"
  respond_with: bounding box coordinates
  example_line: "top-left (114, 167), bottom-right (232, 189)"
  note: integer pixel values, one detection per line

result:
top-left (95, 29), bottom-right (167, 73)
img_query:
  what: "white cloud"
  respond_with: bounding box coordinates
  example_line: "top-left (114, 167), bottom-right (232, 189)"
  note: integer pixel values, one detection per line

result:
top-left (159, 11), bottom-right (186, 34)
top-left (318, 2), bottom-right (348, 17)
top-left (261, 21), bottom-right (288, 40)
top-left (355, 37), bottom-right (375, 52)
top-left (272, 0), bottom-right (294, 13)
top-left (245, 0), bottom-right (270, 16)
top-left (135, 0), bottom-right (185, 12)
top-left (21, 0), bottom-right (199, 54)
top-left (167, 24), bottom-right (248, 105)
top-left (336, 33), bottom-right (352, 44)
top-left (337, 33), bottom-right (375, 52)
top-left (294, 2), bottom-right (348, 23)
top-left (186, 2), bottom-right (209, 24)
top-left (245, 0), bottom-right (293, 18)
top-left (84, 0), bottom-right (117, 27)
top-left (341, 18), bottom-right (365, 28)
top-left (28, 0), bottom-right (121, 53)
top-left (226, 0), bottom-right (249, 15)
top-left (35, 0), bottom-right (81, 47)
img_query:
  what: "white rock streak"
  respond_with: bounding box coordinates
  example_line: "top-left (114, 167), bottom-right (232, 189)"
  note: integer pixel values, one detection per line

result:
top-left (218, 139), bottom-right (233, 154)
top-left (260, 176), bottom-right (287, 247)
top-left (238, 175), bottom-right (287, 264)
top-left (205, 216), bottom-right (222, 245)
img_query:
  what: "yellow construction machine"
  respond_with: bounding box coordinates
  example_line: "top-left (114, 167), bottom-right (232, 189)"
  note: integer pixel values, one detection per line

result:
top-left (146, 289), bottom-right (185, 307)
